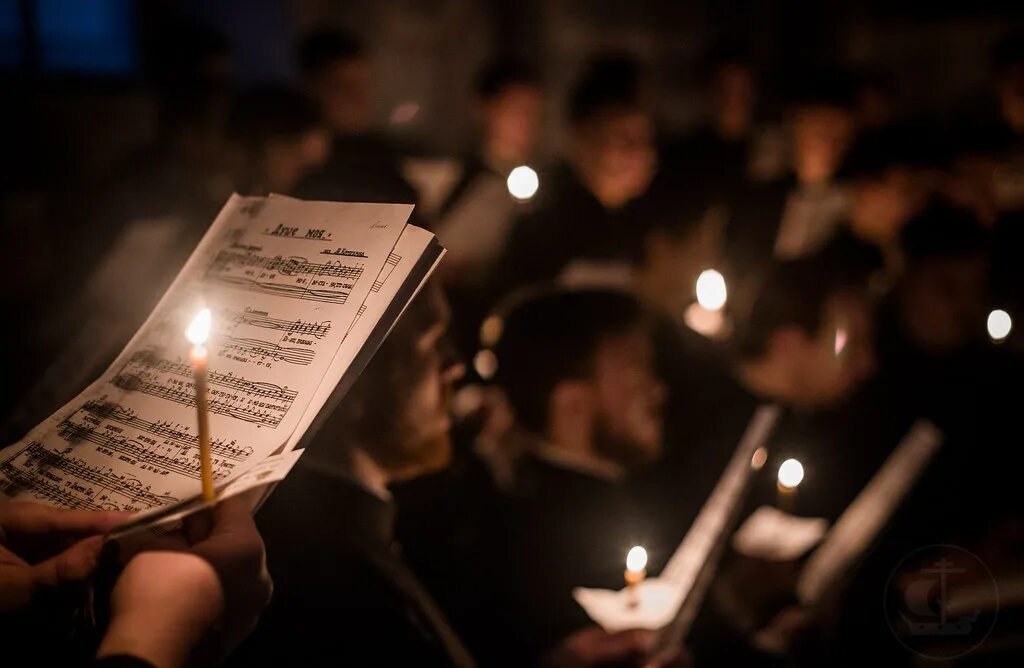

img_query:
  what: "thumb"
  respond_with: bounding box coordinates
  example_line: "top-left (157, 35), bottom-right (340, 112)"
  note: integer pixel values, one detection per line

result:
top-left (31, 535), bottom-right (105, 589)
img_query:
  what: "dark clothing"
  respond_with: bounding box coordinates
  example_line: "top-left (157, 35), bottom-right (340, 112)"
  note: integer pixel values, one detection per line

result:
top-left (659, 128), bottom-right (752, 211)
top-left (487, 453), bottom-right (653, 666)
top-left (232, 463), bottom-right (474, 667)
top-left (488, 163), bottom-right (650, 299)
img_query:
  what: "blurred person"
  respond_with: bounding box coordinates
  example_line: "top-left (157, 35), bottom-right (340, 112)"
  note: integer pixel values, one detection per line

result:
top-left (489, 54), bottom-right (657, 298)
top-left (467, 289), bottom-right (667, 666)
top-left (432, 59), bottom-right (543, 357)
top-left (724, 71), bottom-right (858, 288)
top-left (293, 27), bottom-right (417, 205)
top-left (232, 285), bottom-right (661, 668)
top-left (658, 44), bottom-right (760, 210)
top-left (435, 58), bottom-right (543, 287)
top-left (226, 85), bottom-right (331, 196)
top-left (0, 497), bottom-right (271, 667)
top-left (885, 201), bottom-right (991, 359)
top-left (822, 124), bottom-right (941, 289)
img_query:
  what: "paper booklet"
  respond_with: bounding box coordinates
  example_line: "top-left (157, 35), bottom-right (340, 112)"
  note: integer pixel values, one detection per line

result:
top-left (0, 194), bottom-right (443, 536)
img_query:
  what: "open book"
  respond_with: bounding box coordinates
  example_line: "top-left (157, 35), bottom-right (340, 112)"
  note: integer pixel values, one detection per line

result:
top-left (0, 194), bottom-right (442, 535)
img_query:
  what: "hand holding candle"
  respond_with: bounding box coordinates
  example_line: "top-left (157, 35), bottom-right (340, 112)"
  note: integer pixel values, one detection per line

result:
top-left (186, 308), bottom-right (215, 503)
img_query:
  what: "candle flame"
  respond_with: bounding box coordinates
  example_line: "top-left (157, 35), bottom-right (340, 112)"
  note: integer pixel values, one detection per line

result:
top-left (777, 458), bottom-right (805, 489)
top-left (987, 309), bottom-right (1012, 342)
top-left (695, 269), bottom-right (727, 311)
top-left (507, 165), bottom-right (539, 201)
top-left (186, 308), bottom-right (212, 346)
top-left (626, 545), bottom-right (648, 573)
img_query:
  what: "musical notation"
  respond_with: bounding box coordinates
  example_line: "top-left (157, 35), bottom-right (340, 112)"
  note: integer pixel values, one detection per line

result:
top-left (218, 335), bottom-right (316, 366)
top-left (0, 441), bottom-right (180, 511)
top-left (206, 274), bottom-right (352, 304)
top-left (228, 309), bottom-right (332, 339)
top-left (209, 250), bottom-right (365, 280)
top-left (112, 351), bottom-right (296, 428)
top-left (81, 400), bottom-right (252, 462)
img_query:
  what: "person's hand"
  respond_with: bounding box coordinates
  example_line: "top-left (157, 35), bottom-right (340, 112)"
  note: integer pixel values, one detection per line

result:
top-left (0, 501), bottom-right (126, 613)
top-left (97, 496), bottom-right (272, 667)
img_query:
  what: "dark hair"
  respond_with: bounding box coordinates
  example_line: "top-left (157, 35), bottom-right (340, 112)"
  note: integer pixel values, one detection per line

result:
top-left (493, 288), bottom-right (647, 433)
top-left (732, 255), bottom-right (863, 360)
top-left (900, 200), bottom-right (991, 263)
top-left (474, 57), bottom-right (540, 99)
top-left (568, 53), bottom-right (643, 124)
top-left (297, 27), bottom-right (365, 77)
top-left (227, 85), bottom-right (321, 152)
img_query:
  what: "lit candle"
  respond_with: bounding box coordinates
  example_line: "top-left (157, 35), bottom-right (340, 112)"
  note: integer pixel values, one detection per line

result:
top-left (695, 269), bottom-right (727, 311)
top-left (624, 545), bottom-right (648, 608)
top-left (685, 269), bottom-right (728, 338)
top-left (507, 165), bottom-right (539, 201)
top-left (776, 458), bottom-right (804, 513)
top-left (186, 308), bottom-right (215, 503)
top-left (987, 309), bottom-right (1012, 342)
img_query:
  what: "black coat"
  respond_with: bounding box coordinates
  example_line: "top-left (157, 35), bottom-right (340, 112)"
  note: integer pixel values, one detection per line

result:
top-left (231, 463), bottom-right (474, 667)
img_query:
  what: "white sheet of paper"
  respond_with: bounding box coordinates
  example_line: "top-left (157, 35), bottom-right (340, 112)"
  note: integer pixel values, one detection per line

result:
top-left (0, 195), bottom-right (413, 513)
top-left (732, 505), bottom-right (828, 561)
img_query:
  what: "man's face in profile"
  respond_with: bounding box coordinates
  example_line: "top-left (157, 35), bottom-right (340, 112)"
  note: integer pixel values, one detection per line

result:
top-left (389, 315), bottom-right (464, 481)
top-left (591, 327), bottom-right (666, 468)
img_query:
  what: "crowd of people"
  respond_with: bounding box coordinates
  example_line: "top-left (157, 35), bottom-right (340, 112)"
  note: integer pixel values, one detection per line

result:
top-left (2, 19), bottom-right (1024, 667)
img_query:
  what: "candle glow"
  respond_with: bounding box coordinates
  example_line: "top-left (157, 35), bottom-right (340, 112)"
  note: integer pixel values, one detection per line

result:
top-left (695, 269), bottom-right (727, 311)
top-left (777, 458), bottom-right (805, 489)
top-left (987, 309), bottom-right (1012, 342)
top-left (507, 165), bottom-right (539, 201)
top-left (186, 307), bottom-right (215, 503)
top-left (186, 308), bottom-right (212, 346)
top-left (626, 545), bottom-right (648, 574)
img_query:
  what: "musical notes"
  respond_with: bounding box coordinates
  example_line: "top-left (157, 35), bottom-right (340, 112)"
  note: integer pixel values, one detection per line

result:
top-left (217, 336), bottom-right (316, 365)
top-left (0, 441), bottom-right (180, 512)
top-left (228, 308), bottom-right (332, 339)
top-left (204, 249), bottom-right (364, 304)
top-left (112, 351), bottom-right (296, 428)
top-left (0, 195), bottom-right (416, 516)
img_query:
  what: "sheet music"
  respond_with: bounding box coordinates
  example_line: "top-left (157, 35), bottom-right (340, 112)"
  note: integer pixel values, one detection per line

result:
top-left (0, 194), bottom-right (412, 512)
top-left (796, 420), bottom-right (943, 604)
top-left (284, 225), bottom-right (441, 452)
